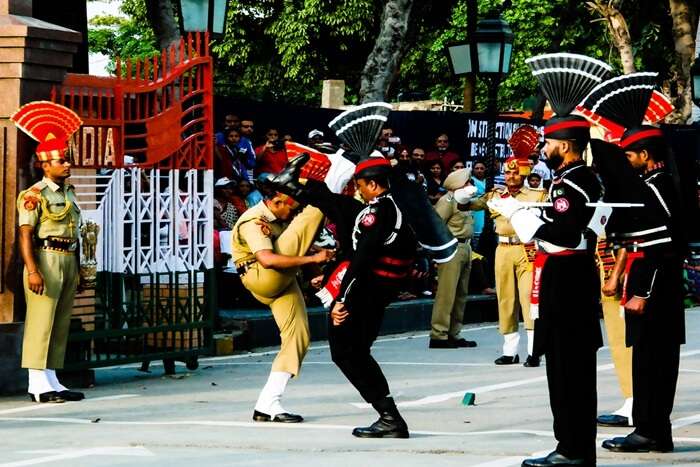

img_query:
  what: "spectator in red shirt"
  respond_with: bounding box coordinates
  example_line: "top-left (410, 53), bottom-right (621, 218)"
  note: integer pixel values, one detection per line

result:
top-left (425, 133), bottom-right (460, 171)
top-left (255, 128), bottom-right (287, 176)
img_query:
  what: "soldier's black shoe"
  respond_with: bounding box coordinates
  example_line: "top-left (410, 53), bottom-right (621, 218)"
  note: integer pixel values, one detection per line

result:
top-left (266, 153), bottom-right (309, 200)
top-left (449, 337), bottom-right (477, 348)
top-left (597, 414), bottom-right (630, 427)
top-left (252, 410), bottom-right (304, 423)
top-left (429, 338), bottom-right (457, 349)
top-left (521, 451), bottom-right (588, 466)
top-left (352, 397), bottom-right (409, 439)
top-left (602, 432), bottom-right (673, 453)
top-left (524, 355), bottom-right (540, 367)
top-left (494, 355), bottom-right (519, 365)
top-left (29, 391), bottom-right (65, 403)
top-left (58, 390), bottom-right (85, 401)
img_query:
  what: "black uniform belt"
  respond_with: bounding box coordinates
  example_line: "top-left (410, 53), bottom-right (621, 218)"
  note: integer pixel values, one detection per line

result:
top-left (37, 237), bottom-right (77, 252)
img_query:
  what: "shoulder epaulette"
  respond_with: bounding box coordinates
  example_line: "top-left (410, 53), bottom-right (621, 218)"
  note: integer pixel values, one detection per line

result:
top-left (21, 181), bottom-right (46, 211)
top-left (29, 181), bottom-right (47, 193)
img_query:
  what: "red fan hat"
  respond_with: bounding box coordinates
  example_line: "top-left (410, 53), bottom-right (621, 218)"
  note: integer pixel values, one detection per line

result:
top-left (11, 101), bottom-right (82, 162)
top-left (508, 125), bottom-right (540, 158)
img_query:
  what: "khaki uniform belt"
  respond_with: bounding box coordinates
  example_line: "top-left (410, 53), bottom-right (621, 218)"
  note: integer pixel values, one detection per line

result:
top-left (37, 237), bottom-right (78, 253)
top-left (498, 235), bottom-right (522, 245)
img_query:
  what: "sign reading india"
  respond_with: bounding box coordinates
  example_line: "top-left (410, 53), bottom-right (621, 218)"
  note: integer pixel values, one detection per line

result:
top-left (68, 126), bottom-right (120, 167)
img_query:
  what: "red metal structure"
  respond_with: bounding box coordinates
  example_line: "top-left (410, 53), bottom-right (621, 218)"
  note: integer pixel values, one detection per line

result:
top-left (51, 32), bottom-right (213, 170)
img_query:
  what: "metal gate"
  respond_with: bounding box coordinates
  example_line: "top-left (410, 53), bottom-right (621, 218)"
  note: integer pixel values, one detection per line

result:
top-left (52, 33), bottom-right (215, 372)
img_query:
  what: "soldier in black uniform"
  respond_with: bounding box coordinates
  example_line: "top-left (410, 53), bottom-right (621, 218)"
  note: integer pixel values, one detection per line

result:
top-left (490, 119), bottom-right (603, 467)
top-left (490, 53), bottom-right (613, 467)
top-left (576, 73), bottom-right (686, 454)
top-left (600, 126), bottom-right (684, 454)
top-left (274, 156), bottom-right (416, 438)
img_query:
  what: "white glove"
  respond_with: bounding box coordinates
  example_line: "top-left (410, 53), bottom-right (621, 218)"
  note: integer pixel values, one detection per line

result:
top-left (487, 195), bottom-right (524, 219)
top-left (510, 208), bottom-right (545, 243)
top-left (454, 185), bottom-right (478, 204)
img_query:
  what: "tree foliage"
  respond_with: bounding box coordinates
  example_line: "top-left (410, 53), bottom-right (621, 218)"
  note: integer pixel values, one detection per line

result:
top-left (87, 0), bottom-right (159, 74)
top-left (86, 0), bottom-right (696, 120)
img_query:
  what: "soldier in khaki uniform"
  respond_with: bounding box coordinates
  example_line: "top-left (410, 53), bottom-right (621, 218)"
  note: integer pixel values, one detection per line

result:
top-left (12, 101), bottom-right (85, 403)
top-left (597, 242), bottom-right (634, 427)
top-left (232, 154), bottom-right (349, 423)
top-left (469, 156), bottom-right (547, 366)
top-left (429, 168), bottom-right (478, 348)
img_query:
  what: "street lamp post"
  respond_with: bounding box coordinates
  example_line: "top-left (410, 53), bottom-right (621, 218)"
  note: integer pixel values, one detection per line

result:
top-left (445, 13), bottom-right (513, 191)
top-left (176, 0), bottom-right (229, 37)
top-left (691, 58), bottom-right (700, 108)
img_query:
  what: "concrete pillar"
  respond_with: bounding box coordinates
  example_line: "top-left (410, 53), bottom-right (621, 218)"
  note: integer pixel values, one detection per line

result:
top-left (0, 2), bottom-right (80, 324)
top-left (321, 79), bottom-right (345, 109)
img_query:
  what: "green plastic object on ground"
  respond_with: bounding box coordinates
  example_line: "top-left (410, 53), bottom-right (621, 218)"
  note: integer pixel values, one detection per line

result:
top-left (462, 392), bottom-right (476, 406)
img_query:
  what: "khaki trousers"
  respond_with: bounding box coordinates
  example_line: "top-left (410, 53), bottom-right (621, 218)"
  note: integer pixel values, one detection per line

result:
top-left (241, 206), bottom-right (323, 376)
top-left (22, 249), bottom-right (78, 369)
top-left (495, 244), bottom-right (534, 334)
top-left (602, 298), bottom-right (633, 398)
top-left (430, 242), bottom-right (472, 340)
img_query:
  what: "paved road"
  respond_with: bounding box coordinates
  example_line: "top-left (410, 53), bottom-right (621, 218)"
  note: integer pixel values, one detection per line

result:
top-left (2, 309), bottom-right (700, 466)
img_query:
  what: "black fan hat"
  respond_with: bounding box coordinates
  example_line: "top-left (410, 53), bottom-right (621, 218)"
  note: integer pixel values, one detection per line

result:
top-left (328, 102), bottom-right (393, 160)
top-left (578, 72), bottom-right (664, 150)
top-left (526, 53), bottom-right (613, 141)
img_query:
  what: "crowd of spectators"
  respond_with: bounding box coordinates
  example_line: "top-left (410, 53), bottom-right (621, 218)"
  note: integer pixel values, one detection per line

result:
top-left (212, 113), bottom-right (552, 310)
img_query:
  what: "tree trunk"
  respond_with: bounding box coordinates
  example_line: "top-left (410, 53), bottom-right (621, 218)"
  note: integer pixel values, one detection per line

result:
top-left (586, 1), bottom-right (636, 74)
top-left (359, 0), bottom-right (414, 103)
top-left (666, 0), bottom-right (697, 124)
top-left (462, 0), bottom-right (478, 112)
top-left (145, 0), bottom-right (181, 51)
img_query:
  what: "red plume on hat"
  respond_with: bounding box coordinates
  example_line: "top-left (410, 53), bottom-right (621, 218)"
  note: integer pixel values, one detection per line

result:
top-left (508, 125), bottom-right (539, 159)
top-left (11, 101), bottom-right (82, 161)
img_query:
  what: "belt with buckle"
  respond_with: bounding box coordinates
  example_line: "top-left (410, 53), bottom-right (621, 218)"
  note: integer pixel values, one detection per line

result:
top-left (38, 237), bottom-right (78, 252)
top-left (498, 235), bottom-right (521, 245)
top-left (235, 259), bottom-right (256, 276)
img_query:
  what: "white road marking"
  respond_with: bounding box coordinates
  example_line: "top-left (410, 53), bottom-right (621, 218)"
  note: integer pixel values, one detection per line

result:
top-left (2, 415), bottom-right (700, 443)
top-left (469, 450), bottom-right (551, 467)
top-left (0, 446), bottom-right (153, 466)
top-left (672, 413), bottom-right (700, 430)
top-left (94, 324), bottom-right (499, 371)
top-left (206, 361), bottom-right (493, 367)
top-left (366, 348), bottom-right (700, 409)
top-left (0, 394), bottom-right (140, 415)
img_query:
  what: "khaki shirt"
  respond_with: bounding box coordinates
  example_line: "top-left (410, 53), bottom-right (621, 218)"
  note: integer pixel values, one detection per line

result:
top-left (231, 201), bottom-right (285, 264)
top-left (17, 177), bottom-right (81, 240)
top-left (435, 192), bottom-right (473, 240)
top-left (470, 186), bottom-right (548, 237)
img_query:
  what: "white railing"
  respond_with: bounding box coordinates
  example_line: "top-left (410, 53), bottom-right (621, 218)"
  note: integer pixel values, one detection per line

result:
top-left (71, 168), bottom-right (213, 275)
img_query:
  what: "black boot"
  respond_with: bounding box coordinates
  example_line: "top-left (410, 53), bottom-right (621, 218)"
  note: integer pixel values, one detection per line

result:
top-left (352, 396), bottom-right (409, 439)
top-left (266, 153), bottom-right (309, 200)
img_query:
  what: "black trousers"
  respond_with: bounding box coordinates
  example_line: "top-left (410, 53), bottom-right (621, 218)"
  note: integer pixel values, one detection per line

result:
top-left (329, 286), bottom-right (394, 404)
top-left (632, 336), bottom-right (680, 441)
top-left (544, 331), bottom-right (598, 462)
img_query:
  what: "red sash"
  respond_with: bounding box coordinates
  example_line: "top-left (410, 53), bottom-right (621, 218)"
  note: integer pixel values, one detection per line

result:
top-left (620, 251), bottom-right (645, 307)
top-left (315, 261), bottom-right (350, 308)
top-left (530, 249), bottom-right (585, 319)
